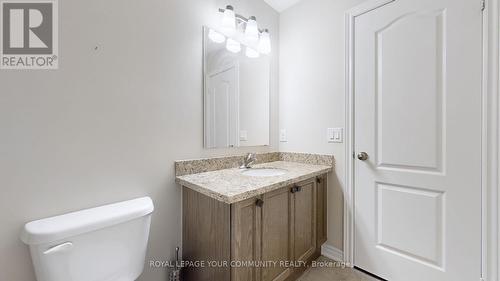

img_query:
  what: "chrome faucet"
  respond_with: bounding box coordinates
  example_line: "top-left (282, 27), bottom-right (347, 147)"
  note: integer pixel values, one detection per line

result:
top-left (240, 153), bottom-right (257, 169)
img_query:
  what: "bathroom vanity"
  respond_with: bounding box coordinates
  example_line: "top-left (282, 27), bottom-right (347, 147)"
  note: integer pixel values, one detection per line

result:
top-left (195, 25), bottom-right (332, 281)
top-left (176, 153), bottom-right (332, 281)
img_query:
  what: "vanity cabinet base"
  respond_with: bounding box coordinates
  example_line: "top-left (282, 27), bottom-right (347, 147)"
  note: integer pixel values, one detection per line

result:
top-left (182, 187), bottom-right (231, 281)
top-left (182, 174), bottom-right (328, 281)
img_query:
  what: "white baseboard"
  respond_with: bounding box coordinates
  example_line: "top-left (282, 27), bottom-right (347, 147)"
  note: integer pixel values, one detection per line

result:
top-left (321, 244), bottom-right (344, 262)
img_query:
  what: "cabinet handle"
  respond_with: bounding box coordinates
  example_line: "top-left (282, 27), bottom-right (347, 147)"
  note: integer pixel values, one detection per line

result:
top-left (291, 186), bottom-right (302, 193)
top-left (316, 177), bottom-right (322, 184)
top-left (255, 199), bottom-right (264, 207)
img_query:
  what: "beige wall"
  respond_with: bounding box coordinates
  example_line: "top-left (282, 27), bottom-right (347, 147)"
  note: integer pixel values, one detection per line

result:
top-left (0, 1), bottom-right (278, 280)
top-left (279, 0), bottom-right (369, 251)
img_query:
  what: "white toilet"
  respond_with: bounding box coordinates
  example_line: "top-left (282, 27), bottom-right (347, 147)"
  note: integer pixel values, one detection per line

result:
top-left (20, 197), bottom-right (154, 281)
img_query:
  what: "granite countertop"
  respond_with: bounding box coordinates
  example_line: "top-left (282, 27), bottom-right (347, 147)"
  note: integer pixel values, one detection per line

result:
top-left (176, 161), bottom-right (332, 204)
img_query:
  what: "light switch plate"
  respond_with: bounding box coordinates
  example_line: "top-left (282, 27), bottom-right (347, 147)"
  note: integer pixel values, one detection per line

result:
top-left (240, 130), bottom-right (248, 141)
top-left (280, 129), bottom-right (287, 142)
top-left (327, 128), bottom-right (343, 143)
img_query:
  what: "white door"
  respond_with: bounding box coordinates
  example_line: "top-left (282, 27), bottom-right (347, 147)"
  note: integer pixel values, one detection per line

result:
top-left (353, 0), bottom-right (482, 280)
top-left (205, 65), bottom-right (238, 148)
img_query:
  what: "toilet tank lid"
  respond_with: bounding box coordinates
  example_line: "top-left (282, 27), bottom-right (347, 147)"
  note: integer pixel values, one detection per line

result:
top-left (21, 197), bottom-right (154, 245)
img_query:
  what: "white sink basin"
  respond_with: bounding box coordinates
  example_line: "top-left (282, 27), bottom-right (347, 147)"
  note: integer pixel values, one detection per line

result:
top-left (241, 168), bottom-right (288, 177)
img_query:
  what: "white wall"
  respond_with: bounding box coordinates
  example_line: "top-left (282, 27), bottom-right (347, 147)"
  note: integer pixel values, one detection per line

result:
top-left (279, 0), bottom-right (369, 251)
top-left (0, 0), bottom-right (278, 280)
top-left (239, 56), bottom-right (271, 146)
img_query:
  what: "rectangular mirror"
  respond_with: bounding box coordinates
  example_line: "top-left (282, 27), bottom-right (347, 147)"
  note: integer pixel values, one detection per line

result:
top-left (203, 26), bottom-right (270, 148)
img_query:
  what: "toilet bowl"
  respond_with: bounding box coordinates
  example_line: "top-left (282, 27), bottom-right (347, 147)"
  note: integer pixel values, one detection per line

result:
top-left (20, 197), bottom-right (154, 281)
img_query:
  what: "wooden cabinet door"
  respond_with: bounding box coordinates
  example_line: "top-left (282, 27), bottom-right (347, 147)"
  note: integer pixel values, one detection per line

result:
top-left (182, 187), bottom-right (231, 281)
top-left (231, 197), bottom-right (262, 281)
top-left (316, 175), bottom-right (327, 248)
top-left (291, 179), bottom-right (316, 262)
top-left (261, 187), bottom-right (292, 281)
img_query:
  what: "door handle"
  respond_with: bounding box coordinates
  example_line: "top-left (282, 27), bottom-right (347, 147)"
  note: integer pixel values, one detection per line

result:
top-left (357, 152), bottom-right (369, 161)
top-left (43, 242), bottom-right (73, 255)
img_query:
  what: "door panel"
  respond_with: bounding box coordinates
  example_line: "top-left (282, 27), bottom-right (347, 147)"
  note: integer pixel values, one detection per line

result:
top-left (316, 176), bottom-right (328, 247)
top-left (261, 187), bottom-right (292, 281)
top-left (205, 66), bottom-right (238, 148)
top-left (375, 10), bottom-right (445, 171)
top-left (231, 197), bottom-right (261, 281)
top-left (376, 183), bottom-right (444, 267)
top-left (353, 0), bottom-right (482, 280)
top-left (293, 180), bottom-right (316, 262)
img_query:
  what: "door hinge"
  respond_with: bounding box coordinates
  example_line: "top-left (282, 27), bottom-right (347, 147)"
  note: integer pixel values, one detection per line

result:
top-left (481, 0), bottom-right (486, 11)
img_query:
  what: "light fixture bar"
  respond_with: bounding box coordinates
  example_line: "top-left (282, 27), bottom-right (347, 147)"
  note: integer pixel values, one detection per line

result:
top-left (218, 8), bottom-right (267, 33)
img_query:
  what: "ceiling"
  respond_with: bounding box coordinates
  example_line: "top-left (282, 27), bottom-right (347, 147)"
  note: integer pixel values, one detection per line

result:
top-left (263, 0), bottom-right (302, 12)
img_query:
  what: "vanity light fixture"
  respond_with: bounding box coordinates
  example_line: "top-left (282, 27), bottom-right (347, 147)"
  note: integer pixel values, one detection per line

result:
top-left (221, 5), bottom-right (236, 33)
top-left (245, 46), bottom-right (260, 58)
top-left (208, 28), bottom-right (226, 43)
top-left (244, 16), bottom-right (259, 44)
top-left (217, 5), bottom-right (271, 57)
top-left (226, 38), bottom-right (241, 53)
top-left (258, 29), bottom-right (271, 54)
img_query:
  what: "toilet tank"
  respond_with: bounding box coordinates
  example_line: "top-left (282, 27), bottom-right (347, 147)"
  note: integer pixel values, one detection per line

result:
top-left (21, 197), bottom-right (154, 281)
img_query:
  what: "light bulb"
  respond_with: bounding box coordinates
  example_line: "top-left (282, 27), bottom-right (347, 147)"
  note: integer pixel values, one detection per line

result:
top-left (258, 29), bottom-right (271, 54)
top-left (208, 29), bottom-right (225, 43)
top-left (245, 16), bottom-right (259, 44)
top-left (221, 5), bottom-right (236, 33)
top-left (226, 38), bottom-right (241, 53)
top-left (245, 46), bottom-right (259, 58)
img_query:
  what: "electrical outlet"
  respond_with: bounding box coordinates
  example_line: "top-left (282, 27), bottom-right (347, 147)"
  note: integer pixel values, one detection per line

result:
top-left (280, 129), bottom-right (287, 142)
top-left (240, 130), bottom-right (248, 141)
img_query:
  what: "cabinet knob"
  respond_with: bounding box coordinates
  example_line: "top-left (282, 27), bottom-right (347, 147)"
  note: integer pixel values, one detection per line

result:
top-left (255, 199), bottom-right (264, 207)
top-left (316, 177), bottom-right (322, 184)
top-left (291, 186), bottom-right (302, 193)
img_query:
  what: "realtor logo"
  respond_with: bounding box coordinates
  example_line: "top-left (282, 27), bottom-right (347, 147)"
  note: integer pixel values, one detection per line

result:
top-left (1, 0), bottom-right (58, 69)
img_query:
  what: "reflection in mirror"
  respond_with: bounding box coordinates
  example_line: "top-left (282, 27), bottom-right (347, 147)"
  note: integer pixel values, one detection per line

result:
top-left (203, 26), bottom-right (270, 148)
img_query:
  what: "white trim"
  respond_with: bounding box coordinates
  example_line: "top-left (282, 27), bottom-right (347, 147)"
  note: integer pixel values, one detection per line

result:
top-left (343, 0), bottom-right (395, 266)
top-left (321, 244), bottom-right (345, 263)
top-left (343, 1), bottom-right (500, 279)
top-left (483, 0), bottom-right (500, 280)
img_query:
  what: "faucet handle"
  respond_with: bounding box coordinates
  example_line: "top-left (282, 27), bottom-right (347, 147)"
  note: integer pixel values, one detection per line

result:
top-left (240, 153), bottom-right (257, 169)
top-left (245, 153), bottom-right (256, 162)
